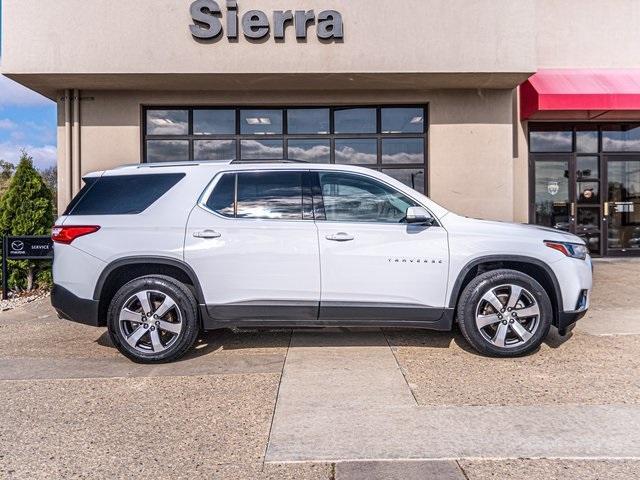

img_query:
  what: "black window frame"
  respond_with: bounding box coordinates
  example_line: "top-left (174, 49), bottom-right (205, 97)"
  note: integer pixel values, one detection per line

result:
top-left (142, 105), bottom-right (430, 195)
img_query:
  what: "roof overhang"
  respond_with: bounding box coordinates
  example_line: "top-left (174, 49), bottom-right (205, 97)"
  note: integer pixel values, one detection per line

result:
top-left (3, 72), bottom-right (534, 101)
top-left (521, 69), bottom-right (640, 121)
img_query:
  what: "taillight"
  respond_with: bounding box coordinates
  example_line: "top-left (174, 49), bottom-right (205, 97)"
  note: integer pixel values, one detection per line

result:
top-left (51, 226), bottom-right (100, 245)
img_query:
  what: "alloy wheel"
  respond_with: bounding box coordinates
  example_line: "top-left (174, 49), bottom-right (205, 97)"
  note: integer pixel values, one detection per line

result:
top-left (475, 284), bottom-right (541, 349)
top-left (118, 290), bottom-right (183, 354)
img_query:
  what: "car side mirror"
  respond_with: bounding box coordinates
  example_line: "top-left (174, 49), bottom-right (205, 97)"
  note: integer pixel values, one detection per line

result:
top-left (405, 207), bottom-right (435, 226)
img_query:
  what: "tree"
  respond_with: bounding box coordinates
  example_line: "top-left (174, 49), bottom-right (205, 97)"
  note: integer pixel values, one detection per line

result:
top-left (0, 151), bottom-right (54, 291)
top-left (0, 160), bottom-right (16, 197)
top-left (39, 166), bottom-right (58, 217)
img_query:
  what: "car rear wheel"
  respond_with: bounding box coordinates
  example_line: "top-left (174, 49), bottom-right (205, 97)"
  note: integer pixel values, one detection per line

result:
top-left (107, 275), bottom-right (200, 363)
top-left (457, 269), bottom-right (552, 357)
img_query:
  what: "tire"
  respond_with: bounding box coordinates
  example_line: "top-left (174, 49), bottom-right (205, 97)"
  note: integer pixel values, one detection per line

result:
top-left (457, 269), bottom-right (552, 357)
top-left (107, 275), bottom-right (200, 364)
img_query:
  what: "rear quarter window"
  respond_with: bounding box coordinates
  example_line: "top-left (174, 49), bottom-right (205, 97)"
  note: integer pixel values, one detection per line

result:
top-left (65, 173), bottom-right (186, 215)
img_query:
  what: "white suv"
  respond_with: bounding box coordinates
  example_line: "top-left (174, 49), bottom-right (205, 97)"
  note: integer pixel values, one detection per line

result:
top-left (51, 161), bottom-right (592, 363)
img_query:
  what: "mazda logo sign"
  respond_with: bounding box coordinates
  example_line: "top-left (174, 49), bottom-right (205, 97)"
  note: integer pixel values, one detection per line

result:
top-left (11, 241), bottom-right (24, 251)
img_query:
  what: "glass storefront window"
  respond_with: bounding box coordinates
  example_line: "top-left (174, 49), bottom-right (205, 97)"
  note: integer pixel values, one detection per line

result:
top-left (194, 110), bottom-right (235, 135)
top-left (146, 110), bottom-right (189, 135)
top-left (287, 109), bottom-right (330, 134)
top-left (194, 140), bottom-right (236, 161)
top-left (576, 156), bottom-right (599, 180)
top-left (382, 168), bottom-right (425, 193)
top-left (381, 138), bottom-right (424, 164)
top-left (334, 108), bottom-right (376, 134)
top-left (146, 140), bottom-right (189, 162)
top-left (534, 160), bottom-right (570, 230)
top-left (529, 129), bottom-right (573, 153)
top-left (577, 181), bottom-right (599, 204)
top-left (240, 139), bottom-right (284, 159)
top-left (335, 139), bottom-right (377, 164)
top-left (576, 129), bottom-right (598, 153)
top-left (288, 140), bottom-right (331, 163)
top-left (240, 110), bottom-right (283, 135)
top-left (602, 125), bottom-right (640, 152)
top-left (144, 106), bottom-right (428, 192)
top-left (381, 108), bottom-right (425, 134)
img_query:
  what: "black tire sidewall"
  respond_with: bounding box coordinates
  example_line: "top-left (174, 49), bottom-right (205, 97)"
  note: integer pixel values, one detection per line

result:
top-left (457, 269), bottom-right (552, 357)
top-left (107, 275), bottom-right (200, 364)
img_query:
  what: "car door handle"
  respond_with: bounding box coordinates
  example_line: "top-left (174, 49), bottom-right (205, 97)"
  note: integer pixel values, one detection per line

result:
top-left (193, 230), bottom-right (222, 239)
top-left (326, 232), bottom-right (355, 242)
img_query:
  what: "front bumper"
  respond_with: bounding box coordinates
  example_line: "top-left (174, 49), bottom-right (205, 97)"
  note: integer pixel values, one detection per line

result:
top-left (557, 308), bottom-right (588, 333)
top-left (51, 284), bottom-right (101, 327)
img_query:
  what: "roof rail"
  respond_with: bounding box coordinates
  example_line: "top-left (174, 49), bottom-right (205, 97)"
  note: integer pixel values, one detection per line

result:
top-left (230, 159), bottom-right (309, 164)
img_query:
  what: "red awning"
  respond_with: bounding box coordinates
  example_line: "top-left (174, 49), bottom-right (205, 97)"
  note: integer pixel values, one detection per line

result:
top-left (520, 69), bottom-right (640, 120)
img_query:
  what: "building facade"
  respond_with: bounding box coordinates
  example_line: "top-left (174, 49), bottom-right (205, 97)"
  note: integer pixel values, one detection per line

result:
top-left (2, 0), bottom-right (640, 256)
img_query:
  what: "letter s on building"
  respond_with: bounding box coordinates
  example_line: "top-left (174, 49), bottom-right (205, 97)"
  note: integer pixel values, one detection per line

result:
top-left (190, 0), bottom-right (223, 39)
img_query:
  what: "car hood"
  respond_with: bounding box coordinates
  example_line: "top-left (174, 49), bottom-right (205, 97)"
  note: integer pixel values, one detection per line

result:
top-left (440, 213), bottom-right (586, 245)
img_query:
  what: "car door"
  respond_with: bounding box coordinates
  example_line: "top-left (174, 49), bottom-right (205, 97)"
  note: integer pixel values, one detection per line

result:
top-left (314, 170), bottom-right (449, 322)
top-left (184, 169), bottom-right (320, 322)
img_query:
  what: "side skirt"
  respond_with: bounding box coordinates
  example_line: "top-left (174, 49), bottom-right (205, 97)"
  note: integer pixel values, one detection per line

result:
top-left (200, 303), bottom-right (454, 332)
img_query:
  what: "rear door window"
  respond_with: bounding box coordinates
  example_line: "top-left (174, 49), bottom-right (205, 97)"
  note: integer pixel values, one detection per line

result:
top-left (237, 172), bottom-right (303, 220)
top-left (65, 173), bottom-right (185, 215)
top-left (205, 171), bottom-right (305, 220)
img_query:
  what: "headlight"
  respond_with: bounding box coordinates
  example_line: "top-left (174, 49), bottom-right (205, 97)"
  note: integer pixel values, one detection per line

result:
top-left (544, 241), bottom-right (589, 260)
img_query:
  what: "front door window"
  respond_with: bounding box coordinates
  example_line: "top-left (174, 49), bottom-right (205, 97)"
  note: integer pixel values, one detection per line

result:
top-left (607, 159), bottom-right (640, 252)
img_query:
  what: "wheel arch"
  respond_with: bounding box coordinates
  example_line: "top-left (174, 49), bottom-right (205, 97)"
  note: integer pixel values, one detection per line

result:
top-left (448, 255), bottom-right (563, 327)
top-left (94, 257), bottom-right (205, 327)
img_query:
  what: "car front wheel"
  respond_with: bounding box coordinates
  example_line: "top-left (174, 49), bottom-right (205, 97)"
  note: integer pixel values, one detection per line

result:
top-left (107, 275), bottom-right (200, 364)
top-left (457, 269), bottom-right (552, 357)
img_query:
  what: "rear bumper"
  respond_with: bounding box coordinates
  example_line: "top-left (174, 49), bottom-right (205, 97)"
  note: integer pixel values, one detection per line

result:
top-left (51, 284), bottom-right (101, 327)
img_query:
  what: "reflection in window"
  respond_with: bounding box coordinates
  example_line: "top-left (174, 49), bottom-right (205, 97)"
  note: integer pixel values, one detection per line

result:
top-left (319, 172), bottom-right (418, 223)
top-left (530, 130), bottom-right (572, 153)
top-left (240, 110), bottom-right (283, 135)
top-left (236, 172), bottom-right (302, 220)
top-left (576, 129), bottom-right (598, 153)
top-left (534, 161), bottom-right (570, 230)
top-left (602, 125), bottom-right (640, 152)
top-left (335, 139), bottom-right (377, 164)
top-left (206, 173), bottom-right (235, 217)
top-left (381, 108), bottom-right (424, 133)
top-left (334, 108), bottom-right (376, 134)
top-left (194, 110), bottom-right (235, 135)
top-left (288, 140), bottom-right (331, 163)
top-left (287, 109), bottom-right (330, 134)
top-left (382, 168), bottom-right (425, 193)
top-left (607, 160), bottom-right (640, 251)
top-left (194, 140), bottom-right (236, 161)
top-left (577, 156), bottom-right (599, 179)
top-left (381, 138), bottom-right (424, 164)
top-left (146, 110), bottom-right (189, 135)
top-left (146, 140), bottom-right (189, 162)
top-left (240, 139), bottom-right (284, 160)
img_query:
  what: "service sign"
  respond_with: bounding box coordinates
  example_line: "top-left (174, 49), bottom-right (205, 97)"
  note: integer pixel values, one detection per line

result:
top-left (6, 236), bottom-right (54, 260)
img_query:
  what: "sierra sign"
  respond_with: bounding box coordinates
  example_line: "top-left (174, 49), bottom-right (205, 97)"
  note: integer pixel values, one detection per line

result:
top-left (189, 0), bottom-right (344, 41)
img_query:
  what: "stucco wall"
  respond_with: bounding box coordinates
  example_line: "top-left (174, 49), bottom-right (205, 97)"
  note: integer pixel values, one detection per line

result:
top-left (56, 89), bottom-right (516, 221)
top-left (2, 0), bottom-right (535, 76)
top-left (536, 0), bottom-right (640, 68)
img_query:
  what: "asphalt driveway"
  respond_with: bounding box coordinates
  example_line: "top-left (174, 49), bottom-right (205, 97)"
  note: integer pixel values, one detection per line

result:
top-left (1, 259), bottom-right (639, 479)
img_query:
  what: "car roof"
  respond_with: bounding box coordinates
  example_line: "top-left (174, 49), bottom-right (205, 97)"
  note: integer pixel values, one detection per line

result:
top-left (85, 160), bottom-right (449, 218)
